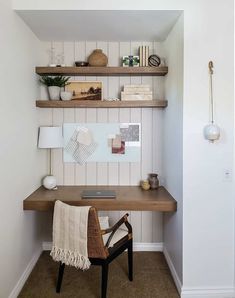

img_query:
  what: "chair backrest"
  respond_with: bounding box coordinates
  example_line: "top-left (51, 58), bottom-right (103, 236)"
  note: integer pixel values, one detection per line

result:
top-left (87, 207), bottom-right (109, 259)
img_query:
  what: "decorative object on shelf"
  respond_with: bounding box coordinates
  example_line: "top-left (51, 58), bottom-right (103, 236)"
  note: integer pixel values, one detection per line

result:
top-left (148, 55), bottom-right (161, 67)
top-left (121, 84), bottom-right (153, 101)
top-left (74, 61), bottom-right (89, 67)
top-left (88, 49), bottom-right (108, 67)
top-left (139, 46), bottom-right (149, 66)
top-left (203, 61), bottom-right (220, 142)
top-left (103, 98), bottom-right (119, 102)
top-left (148, 173), bottom-right (159, 189)
top-left (140, 180), bottom-right (150, 191)
top-left (56, 53), bottom-right (65, 67)
top-left (122, 56), bottom-right (140, 67)
top-left (49, 46), bottom-right (56, 67)
top-left (60, 91), bottom-right (72, 101)
top-left (39, 76), bottom-right (70, 100)
top-left (66, 81), bottom-right (102, 100)
top-left (38, 126), bottom-right (64, 190)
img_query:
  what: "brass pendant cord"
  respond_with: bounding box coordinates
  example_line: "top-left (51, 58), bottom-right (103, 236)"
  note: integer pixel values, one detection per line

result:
top-left (208, 61), bottom-right (214, 124)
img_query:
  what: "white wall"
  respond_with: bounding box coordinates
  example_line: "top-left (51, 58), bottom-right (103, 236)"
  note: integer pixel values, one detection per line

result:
top-left (163, 14), bottom-right (183, 284)
top-left (0, 1), bottom-right (46, 297)
top-left (12, 0), bottom-right (235, 296)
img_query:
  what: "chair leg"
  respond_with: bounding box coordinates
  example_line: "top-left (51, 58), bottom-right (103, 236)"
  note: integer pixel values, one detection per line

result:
top-left (101, 263), bottom-right (109, 298)
top-left (128, 239), bottom-right (133, 281)
top-left (56, 262), bottom-right (65, 293)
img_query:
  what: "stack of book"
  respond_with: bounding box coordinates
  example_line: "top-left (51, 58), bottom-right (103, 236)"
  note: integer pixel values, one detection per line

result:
top-left (121, 84), bottom-right (153, 101)
top-left (139, 46), bottom-right (149, 67)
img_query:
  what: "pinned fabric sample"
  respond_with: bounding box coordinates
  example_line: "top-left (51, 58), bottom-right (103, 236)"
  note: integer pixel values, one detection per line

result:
top-left (112, 141), bottom-right (125, 154)
top-left (65, 127), bottom-right (97, 164)
top-left (112, 134), bottom-right (122, 149)
top-left (77, 127), bottom-right (93, 146)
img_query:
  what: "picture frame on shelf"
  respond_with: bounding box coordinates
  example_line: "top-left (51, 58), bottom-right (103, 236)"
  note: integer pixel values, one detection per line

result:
top-left (122, 56), bottom-right (140, 67)
top-left (66, 81), bottom-right (102, 100)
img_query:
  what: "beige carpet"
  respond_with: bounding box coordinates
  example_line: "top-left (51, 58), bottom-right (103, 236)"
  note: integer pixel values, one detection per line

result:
top-left (19, 251), bottom-right (179, 298)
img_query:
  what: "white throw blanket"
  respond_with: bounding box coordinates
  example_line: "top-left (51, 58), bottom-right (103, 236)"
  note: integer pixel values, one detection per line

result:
top-left (50, 200), bottom-right (91, 270)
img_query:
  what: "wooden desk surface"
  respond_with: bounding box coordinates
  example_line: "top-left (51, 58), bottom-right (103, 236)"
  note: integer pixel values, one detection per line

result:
top-left (23, 186), bottom-right (177, 212)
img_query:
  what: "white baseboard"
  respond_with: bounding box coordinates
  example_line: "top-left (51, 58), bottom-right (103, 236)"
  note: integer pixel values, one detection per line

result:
top-left (181, 287), bottom-right (235, 298)
top-left (8, 246), bottom-right (42, 298)
top-left (133, 242), bottom-right (163, 251)
top-left (42, 241), bottom-right (163, 252)
top-left (163, 247), bottom-right (182, 295)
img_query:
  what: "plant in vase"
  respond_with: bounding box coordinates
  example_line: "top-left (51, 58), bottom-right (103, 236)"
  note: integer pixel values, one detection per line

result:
top-left (39, 76), bottom-right (70, 100)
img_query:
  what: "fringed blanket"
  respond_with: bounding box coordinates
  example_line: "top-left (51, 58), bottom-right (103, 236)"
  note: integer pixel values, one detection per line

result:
top-left (50, 200), bottom-right (91, 270)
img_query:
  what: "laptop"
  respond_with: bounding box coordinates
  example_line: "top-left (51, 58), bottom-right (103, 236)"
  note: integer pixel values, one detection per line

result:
top-left (81, 190), bottom-right (116, 199)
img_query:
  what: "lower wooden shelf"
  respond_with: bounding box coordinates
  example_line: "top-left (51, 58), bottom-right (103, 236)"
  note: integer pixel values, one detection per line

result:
top-left (23, 185), bottom-right (177, 212)
top-left (36, 100), bottom-right (167, 108)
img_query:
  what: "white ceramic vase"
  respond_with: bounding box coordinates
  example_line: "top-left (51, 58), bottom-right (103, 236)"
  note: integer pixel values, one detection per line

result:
top-left (60, 91), bottom-right (72, 101)
top-left (48, 86), bottom-right (61, 100)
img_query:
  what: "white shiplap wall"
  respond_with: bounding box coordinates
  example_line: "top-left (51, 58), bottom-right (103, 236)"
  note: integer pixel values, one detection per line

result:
top-left (39, 41), bottom-right (165, 243)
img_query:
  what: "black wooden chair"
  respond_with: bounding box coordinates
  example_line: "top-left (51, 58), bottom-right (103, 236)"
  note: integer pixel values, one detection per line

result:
top-left (55, 207), bottom-right (133, 298)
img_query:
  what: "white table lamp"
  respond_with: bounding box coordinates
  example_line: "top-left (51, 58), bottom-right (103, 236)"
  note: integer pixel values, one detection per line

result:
top-left (38, 126), bottom-right (63, 190)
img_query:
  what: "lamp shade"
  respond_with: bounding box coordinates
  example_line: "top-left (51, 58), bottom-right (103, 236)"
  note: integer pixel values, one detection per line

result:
top-left (38, 126), bottom-right (63, 148)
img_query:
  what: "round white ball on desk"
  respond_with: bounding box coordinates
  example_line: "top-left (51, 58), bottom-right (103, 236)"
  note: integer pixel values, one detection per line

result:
top-left (43, 175), bottom-right (57, 190)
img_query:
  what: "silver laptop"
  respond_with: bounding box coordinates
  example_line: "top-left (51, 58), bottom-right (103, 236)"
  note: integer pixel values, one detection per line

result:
top-left (81, 190), bottom-right (116, 199)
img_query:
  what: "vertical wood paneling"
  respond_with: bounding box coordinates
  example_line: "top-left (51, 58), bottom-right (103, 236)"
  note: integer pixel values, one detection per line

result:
top-left (63, 109), bottom-right (75, 185)
top-left (63, 42), bottom-right (75, 66)
top-left (119, 108), bottom-right (130, 185)
top-left (153, 41), bottom-right (165, 100)
top-left (75, 108), bottom-right (86, 185)
top-left (52, 109), bottom-right (64, 185)
top-left (97, 42), bottom-right (108, 99)
top-left (40, 40), bottom-right (165, 244)
top-left (39, 41), bottom-right (51, 99)
top-left (107, 108), bottom-right (119, 185)
top-left (97, 108), bottom-right (108, 185)
top-left (129, 108), bottom-right (141, 185)
top-left (86, 108), bottom-right (97, 185)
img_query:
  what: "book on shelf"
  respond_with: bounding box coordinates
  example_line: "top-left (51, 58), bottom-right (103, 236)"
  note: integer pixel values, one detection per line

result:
top-left (145, 46), bottom-right (149, 66)
top-left (143, 46), bottom-right (145, 67)
top-left (139, 46), bottom-right (149, 67)
top-left (139, 46), bottom-right (143, 67)
top-left (124, 84), bottom-right (151, 92)
top-left (121, 91), bottom-right (153, 101)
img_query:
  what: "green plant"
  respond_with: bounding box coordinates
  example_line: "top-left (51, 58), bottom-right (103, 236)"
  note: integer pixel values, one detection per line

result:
top-left (39, 76), bottom-right (70, 88)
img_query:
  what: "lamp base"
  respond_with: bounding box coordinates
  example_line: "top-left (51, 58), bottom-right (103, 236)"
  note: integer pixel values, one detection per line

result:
top-left (42, 175), bottom-right (57, 190)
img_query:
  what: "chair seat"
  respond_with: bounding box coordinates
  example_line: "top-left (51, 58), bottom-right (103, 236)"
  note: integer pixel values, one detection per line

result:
top-left (103, 228), bottom-right (128, 247)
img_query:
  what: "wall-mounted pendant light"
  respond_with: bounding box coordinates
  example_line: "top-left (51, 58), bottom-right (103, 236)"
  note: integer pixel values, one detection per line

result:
top-left (203, 61), bottom-right (220, 142)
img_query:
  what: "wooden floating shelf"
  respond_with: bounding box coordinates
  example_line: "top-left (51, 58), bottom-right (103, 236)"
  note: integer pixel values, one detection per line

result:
top-left (36, 100), bottom-right (168, 108)
top-left (23, 186), bottom-right (177, 212)
top-left (35, 66), bottom-right (168, 76)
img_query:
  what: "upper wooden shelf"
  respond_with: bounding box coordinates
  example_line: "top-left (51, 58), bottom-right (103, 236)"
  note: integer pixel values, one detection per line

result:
top-left (35, 66), bottom-right (168, 76)
top-left (23, 185), bottom-right (177, 212)
top-left (36, 100), bottom-right (167, 109)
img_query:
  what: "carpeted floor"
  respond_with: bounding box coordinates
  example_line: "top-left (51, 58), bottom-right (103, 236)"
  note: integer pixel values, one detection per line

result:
top-left (19, 251), bottom-right (179, 298)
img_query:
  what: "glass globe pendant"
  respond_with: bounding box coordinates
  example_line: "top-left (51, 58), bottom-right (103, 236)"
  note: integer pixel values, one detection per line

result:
top-left (203, 61), bottom-right (220, 142)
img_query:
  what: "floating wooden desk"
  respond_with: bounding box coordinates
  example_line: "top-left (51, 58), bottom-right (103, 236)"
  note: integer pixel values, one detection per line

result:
top-left (23, 186), bottom-right (177, 212)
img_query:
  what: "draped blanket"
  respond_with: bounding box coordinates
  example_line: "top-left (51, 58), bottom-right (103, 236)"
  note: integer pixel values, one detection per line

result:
top-left (50, 200), bottom-right (91, 270)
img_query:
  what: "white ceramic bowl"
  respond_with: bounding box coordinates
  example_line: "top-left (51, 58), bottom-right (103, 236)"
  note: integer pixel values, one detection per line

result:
top-left (60, 91), bottom-right (72, 101)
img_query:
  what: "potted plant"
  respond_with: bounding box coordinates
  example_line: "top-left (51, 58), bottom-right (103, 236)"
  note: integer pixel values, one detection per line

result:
top-left (39, 76), bottom-right (70, 100)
